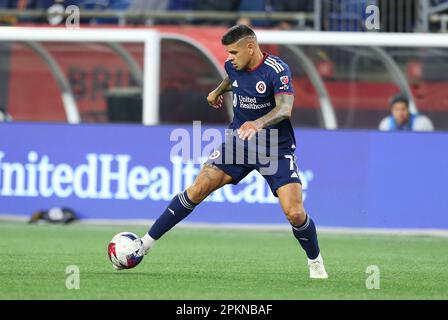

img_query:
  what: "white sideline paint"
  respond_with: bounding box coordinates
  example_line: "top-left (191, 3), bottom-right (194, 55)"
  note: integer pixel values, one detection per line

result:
top-left (1, 214), bottom-right (448, 238)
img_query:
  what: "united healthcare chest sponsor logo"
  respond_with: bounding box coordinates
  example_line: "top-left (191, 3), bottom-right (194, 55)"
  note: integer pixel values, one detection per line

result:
top-left (237, 95), bottom-right (271, 110)
top-left (0, 151), bottom-right (313, 203)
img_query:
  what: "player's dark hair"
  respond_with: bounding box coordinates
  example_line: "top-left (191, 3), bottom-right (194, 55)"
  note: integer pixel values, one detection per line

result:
top-left (221, 25), bottom-right (257, 45)
top-left (389, 93), bottom-right (409, 108)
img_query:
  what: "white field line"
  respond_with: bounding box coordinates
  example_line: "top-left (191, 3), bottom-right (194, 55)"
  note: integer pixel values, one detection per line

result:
top-left (2, 214), bottom-right (448, 238)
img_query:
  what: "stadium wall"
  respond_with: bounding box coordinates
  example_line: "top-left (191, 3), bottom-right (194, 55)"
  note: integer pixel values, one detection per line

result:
top-left (0, 122), bottom-right (447, 230)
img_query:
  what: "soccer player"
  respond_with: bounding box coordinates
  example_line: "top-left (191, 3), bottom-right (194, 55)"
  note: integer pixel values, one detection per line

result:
top-left (135, 25), bottom-right (328, 279)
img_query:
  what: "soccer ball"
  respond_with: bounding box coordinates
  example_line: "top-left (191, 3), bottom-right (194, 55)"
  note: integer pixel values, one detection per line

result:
top-left (108, 232), bottom-right (144, 270)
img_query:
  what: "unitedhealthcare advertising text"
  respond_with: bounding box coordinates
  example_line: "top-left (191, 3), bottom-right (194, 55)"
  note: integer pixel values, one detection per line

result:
top-left (0, 122), bottom-right (447, 229)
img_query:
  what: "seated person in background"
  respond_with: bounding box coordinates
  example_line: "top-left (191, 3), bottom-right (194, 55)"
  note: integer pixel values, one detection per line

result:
top-left (0, 106), bottom-right (13, 122)
top-left (378, 93), bottom-right (434, 131)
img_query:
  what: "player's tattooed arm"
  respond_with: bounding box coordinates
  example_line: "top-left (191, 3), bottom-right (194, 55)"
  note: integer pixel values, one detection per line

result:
top-left (214, 76), bottom-right (232, 95)
top-left (256, 93), bottom-right (294, 128)
top-left (207, 76), bottom-right (232, 109)
top-left (238, 93), bottom-right (294, 140)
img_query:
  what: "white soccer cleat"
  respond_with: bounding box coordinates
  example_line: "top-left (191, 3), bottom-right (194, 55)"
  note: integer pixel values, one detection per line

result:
top-left (136, 233), bottom-right (156, 258)
top-left (134, 238), bottom-right (150, 257)
top-left (308, 254), bottom-right (328, 279)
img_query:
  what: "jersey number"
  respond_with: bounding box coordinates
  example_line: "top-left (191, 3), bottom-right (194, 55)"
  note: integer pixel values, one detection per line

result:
top-left (285, 155), bottom-right (295, 171)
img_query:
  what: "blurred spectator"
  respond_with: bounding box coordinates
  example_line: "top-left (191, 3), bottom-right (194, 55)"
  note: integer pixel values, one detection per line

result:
top-left (273, 0), bottom-right (313, 30)
top-left (430, 0), bottom-right (448, 10)
top-left (0, 0), bottom-right (41, 24)
top-left (82, 0), bottom-right (130, 11)
top-left (378, 94), bottom-right (434, 131)
top-left (195, 0), bottom-right (240, 26)
top-left (2, 1), bottom-right (84, 24)
top-left (35, 0), bottom-right (83, 8)
top-left (42, 0), bottom-right (84, 25)
top-left (160, 0), bottom-right (196, 25)
top-left (4, 0), bottom-right (133, 25)
top-left (0, 0), bottom-right (16, 25)
top-left (322, 0), bottom-right (368, 32)
top-left (83, 0), bottom-right (132, 24)
top-left (168, 0), bottom-right (195, 11)
top-left (237, 0), bottom-right (272, 28)
top-left (127, 0), bottom-right (169, 25)
top-left (129, 0), bottom-right (195, 25)
top-left (237, 0), bottom-right (312, 29)
top-left (0, 0), bottom-right (196, 26)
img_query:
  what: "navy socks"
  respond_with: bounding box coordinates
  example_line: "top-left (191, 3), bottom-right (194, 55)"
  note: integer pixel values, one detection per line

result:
top-left (149, 190), bottom-right (320, 261)
top-left (291, 215), bottom-right (320, 260)
top-left (148, 190), bottom-right (196, 240)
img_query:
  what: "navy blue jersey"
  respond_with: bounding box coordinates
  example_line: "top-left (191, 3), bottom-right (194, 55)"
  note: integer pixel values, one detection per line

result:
top-left (225, 53), bottom-right (296, 154)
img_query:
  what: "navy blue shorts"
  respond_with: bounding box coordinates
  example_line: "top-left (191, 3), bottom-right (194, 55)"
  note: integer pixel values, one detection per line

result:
top-left (205, 142), bottom-right (301, 197)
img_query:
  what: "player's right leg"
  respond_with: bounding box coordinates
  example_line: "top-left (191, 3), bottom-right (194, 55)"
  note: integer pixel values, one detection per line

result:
top-left (137, 163), bottom-right (233, 256)
top-left (276, 183), bottom-right (328, 279)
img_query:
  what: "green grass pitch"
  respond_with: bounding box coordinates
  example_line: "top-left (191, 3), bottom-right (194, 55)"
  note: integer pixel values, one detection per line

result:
top-left (1, 222), bottom-right (447, 300)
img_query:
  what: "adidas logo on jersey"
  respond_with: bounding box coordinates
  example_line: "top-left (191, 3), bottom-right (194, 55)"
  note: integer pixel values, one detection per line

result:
top-left (232, 80), bottom-right (238, 87)
top-left (291, 171), bottom-right (299, 178)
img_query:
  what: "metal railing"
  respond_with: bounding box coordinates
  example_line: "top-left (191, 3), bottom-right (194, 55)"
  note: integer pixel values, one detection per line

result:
top-left (419, 0), bottom-right (448, 32)
top-left (0, 9), bottom-right (313, 27)
top-left (317, 0), bottom-right (420, 32)
top-left (2, 5), bottom-right (448, 32)
top-left (430, 14), bottom-right (448, 32)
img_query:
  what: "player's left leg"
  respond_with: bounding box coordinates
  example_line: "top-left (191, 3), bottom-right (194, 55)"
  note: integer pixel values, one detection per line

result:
top-left (277, 183), bottom-right (328, 279)
top-left (136, 163), bottom-right (234, 257)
